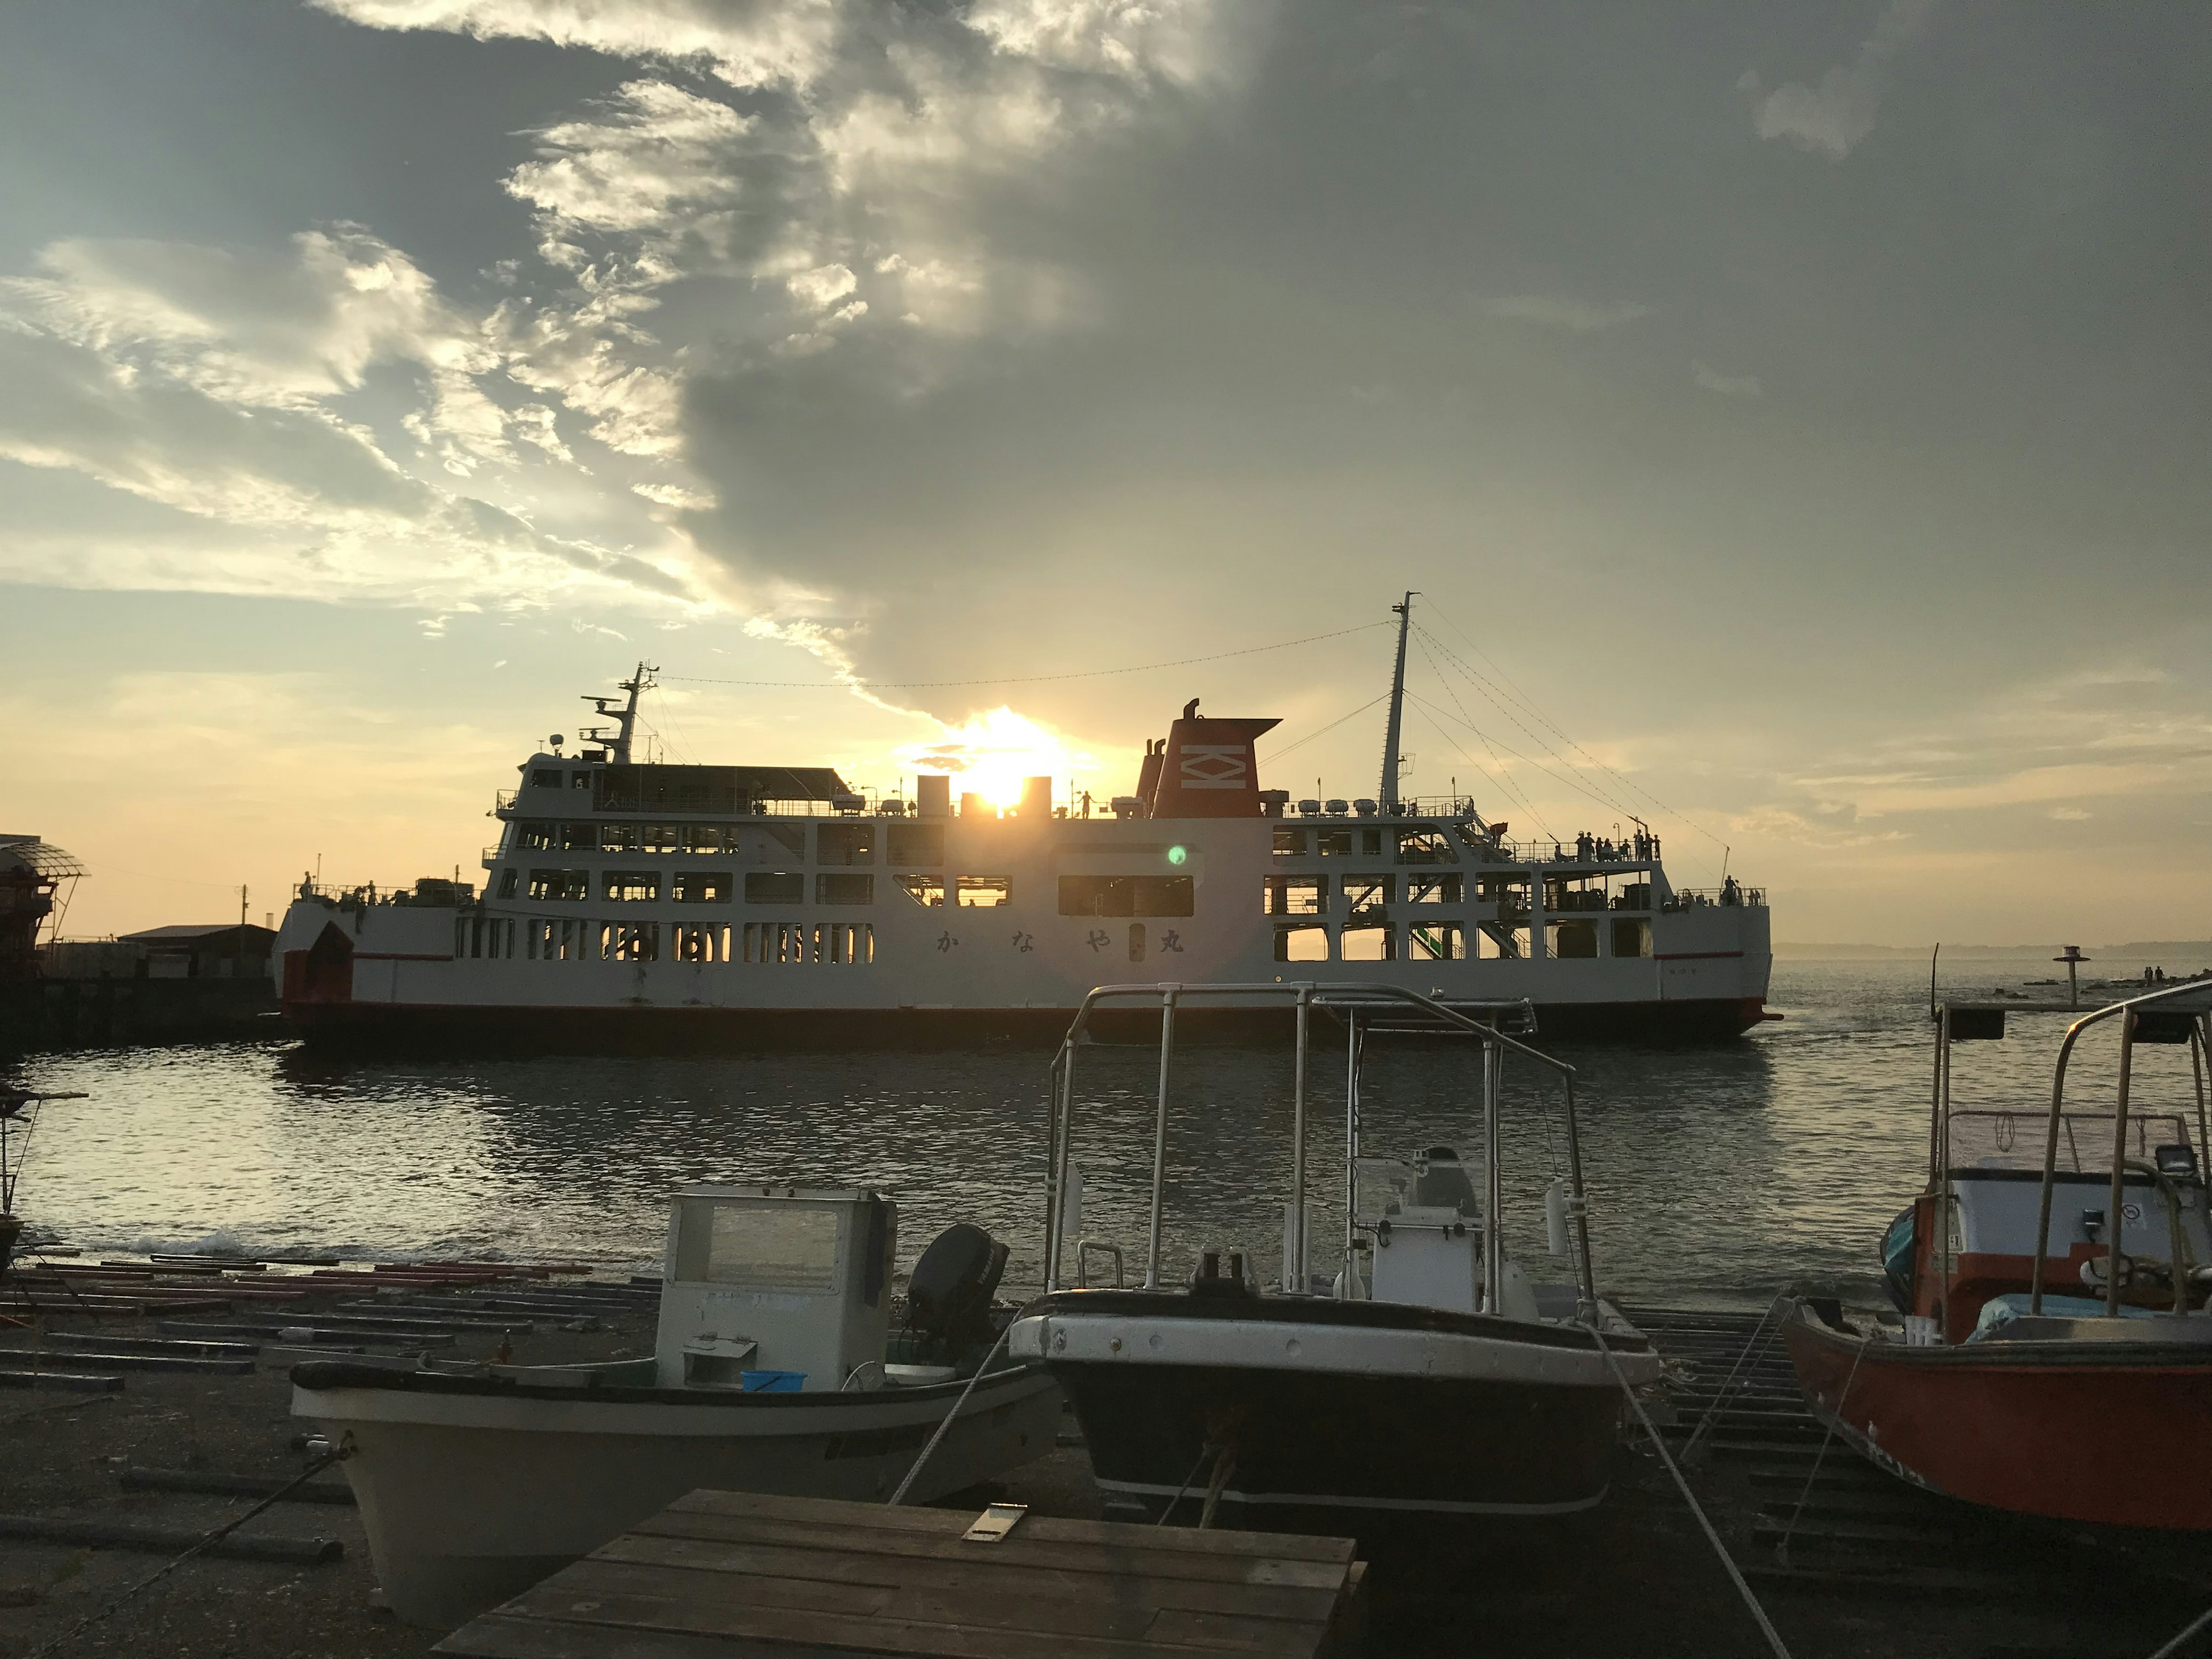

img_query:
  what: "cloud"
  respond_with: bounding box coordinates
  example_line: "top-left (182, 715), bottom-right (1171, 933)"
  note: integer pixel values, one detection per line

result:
top-left (0, 232), bottom-right (700, 609)
top-left (1480, 294), bottom-right (1649, 333)
top-left (1749, 0), bottom-right (1934, 161)
top-left (1692, 359), bottom-right (1762, 397)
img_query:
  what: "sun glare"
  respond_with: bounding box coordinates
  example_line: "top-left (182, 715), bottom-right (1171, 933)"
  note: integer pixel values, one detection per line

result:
top-left (897, 707), bottom-right (1097, 812)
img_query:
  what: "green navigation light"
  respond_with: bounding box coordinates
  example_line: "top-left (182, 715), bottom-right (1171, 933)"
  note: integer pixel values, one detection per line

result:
top-left (1166, 845), bottom-right (1188, 866)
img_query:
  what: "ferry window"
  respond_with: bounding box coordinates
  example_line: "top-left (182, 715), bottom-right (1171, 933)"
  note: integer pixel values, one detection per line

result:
top-left (743, 921), bottom-right (809, 964)
top-left (1409, 923), bottom-right (1464, 961)
top-left (1407, 874), bottom-right (1463, 905)
top-left (1340, 923), bottom-right (1395, 961)
top-left (683, 826), bottom-right (726, 854)
top-left (603, 921), bottom-right (660, 961)
top-left (1395, 828), bottom-right (1457, 865)
top-left (896, 873), bottom-right (946, 907)
top-left (745, 870), bottom-right (804, 905)
top-left (675, 925), bottom-right (718, 963)
top-left (817, 823), bottom-right (875, 866)
top-left (817, 873), bottom-right (873, 906)
top-left (562, 823), bottom-right (597, 853)
top-left (532, 768), bottom-right (563, 788)
top-left (519, 822), bottom-right (559, 852)
top-left (1272, 827), bottom-right (1308, 857)
top-left (813, 922), bottom-right (874, 963)
top-left (1263, 875), bottom-right (1327, 916)
top-left (1549, 920), bottom-right (1599, 959)
top-left (1618, 882), bottom-right (1652, 911)
top-left (1613, 919), bottom-right (1652, 959)
top-left (527, 869), bottom-right (589, 902)
top-left (599, 823), bottom-right (637, 853)
top-left (497, 869), bottom-right (519, 899)
top-left (1362, 830), bottom-right (1383, 857)
top-left (639, 824), bottom-right (683, 855)
top-left (1336, 925), bottom-right (1389, 960)
top-left (1058, 876), bottom-right (1194, 917)
top-left (957, 874), bottom-right (1012, 907)
top-left (764, 823), bottom-right (806, 860)
top-left (556, 919), bottom-right (584, 960)
top-left (1274, 922), bottom-right (1330, 962)
top-left (888, 822), bottom-right (944, 865)
top-left (1476, 925), bottom-right (1528, 960)
top-left (1341, 875), bottom-right (1395, 915)
top-left (1316, 829), bottom-right (1354, 857)
top-left (604, 871), bottom-right (661, 903)
top-left (674, 871), bottom-right (732, 904)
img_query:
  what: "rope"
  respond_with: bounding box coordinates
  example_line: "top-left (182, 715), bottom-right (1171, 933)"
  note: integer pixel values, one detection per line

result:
top-left (1586, 1321), bottom-right (1793, 1659)
top-left (1154, 1441), bottom-right (1219, 1528)
top-left (1679, 1292), bottom-right (1790, 1465)
top-left (885, 1327), bottom-right (1012, 1507)
top-left (1774, 1321), bottom-right (1869, 1567)
top-left (2147, 1601), bottom-right (2212, 1659)
top-left (23, 1442), bottom-right (351, 1658)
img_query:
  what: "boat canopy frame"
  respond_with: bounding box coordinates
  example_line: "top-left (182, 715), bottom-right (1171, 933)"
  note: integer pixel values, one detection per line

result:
top-left (2019, 979), bottom-right (2212, 1316)
top-left (1041, 982), bottom-right (1598, 1321)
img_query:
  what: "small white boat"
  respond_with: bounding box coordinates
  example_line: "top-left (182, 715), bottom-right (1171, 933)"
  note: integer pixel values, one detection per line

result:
top-left (293, 1186), bottom-right (1061, 1628)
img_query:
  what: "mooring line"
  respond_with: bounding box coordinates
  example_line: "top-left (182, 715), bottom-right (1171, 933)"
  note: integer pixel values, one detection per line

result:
top-left (886, 1326), bottom-right (1012, 1507)
top-left (23, 1441), bottom-right (351, 1658)
top-left (1588, 1321), bottom-right (1794, 1659)
top-left (2147, 1600), bottom-right (2212, 1659)
top-left (1679, 1290), bottom-right (1790, 1465)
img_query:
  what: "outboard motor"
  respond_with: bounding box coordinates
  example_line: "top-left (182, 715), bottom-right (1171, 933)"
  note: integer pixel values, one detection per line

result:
top-left (902, 1223), bottom-right (1009, 1366)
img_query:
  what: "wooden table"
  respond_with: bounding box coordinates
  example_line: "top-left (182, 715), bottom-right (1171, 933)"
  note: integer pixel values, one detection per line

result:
top-left (435, 1488), bottom-right (1365, 1658)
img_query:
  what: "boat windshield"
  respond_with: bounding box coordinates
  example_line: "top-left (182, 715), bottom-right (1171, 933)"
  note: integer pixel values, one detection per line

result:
top-left (1354, 1154), bottom-right (1483, 1225)
top-left (1948, 1109), bottom-right (2198, 1177)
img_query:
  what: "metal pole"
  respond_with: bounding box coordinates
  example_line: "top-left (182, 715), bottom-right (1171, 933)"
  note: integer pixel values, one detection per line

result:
top-left (1937, 1007), bottom-right (1953, 1338)
top-left (1289, 984), bottom-right (1310, 1293)
top-left (1561, 1074), bottom-right (1598, 1319)
top-left (2106, 1009), bottom-right (2139, 1317)
top-left (1927, 1011), bottom-right (1945, 1188)
top-left (1046, 1042), bottom-right (1075, 1292)
top-left (1343, 1010), bottom-right (1361, 1298)
top-left (1143, 988), bottom-right (1179, 1292)
top-left (1484, 1039), bottom-right (1502, 1315)
top-left (2195, 1019), bottom-right (2212, 1241)
top-left (2032, 1017), bottom-right (2091, 1315)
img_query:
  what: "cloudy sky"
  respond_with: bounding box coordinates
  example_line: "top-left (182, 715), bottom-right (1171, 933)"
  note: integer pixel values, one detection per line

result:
top-left (2, 0), bottom-right (2207, 946)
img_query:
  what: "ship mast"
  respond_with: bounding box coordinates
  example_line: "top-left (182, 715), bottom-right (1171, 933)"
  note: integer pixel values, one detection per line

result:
top-left (583, 662), bottom-right (657, 765)
top-left (1378, 592), bottom-right (1416, 807)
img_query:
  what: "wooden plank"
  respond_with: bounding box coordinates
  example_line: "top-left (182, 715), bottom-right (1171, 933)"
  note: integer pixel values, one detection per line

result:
top-left (596, 1536), bottom-right (1345, 1624)
top-left (527, 1560), bottom-right (1324, 1656)
top-left (669, 1491), bottom-right (1355, 1564)
top-left (482, 1585), bottom-right (1300, 1659)
top-left (437, 1609), bottom-right (881, 1658)
top-left (626, 1514), bottom-right (1354, 1592)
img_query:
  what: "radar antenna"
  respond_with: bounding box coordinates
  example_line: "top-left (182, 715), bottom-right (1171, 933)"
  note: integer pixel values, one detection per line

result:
top-left (579, 662), bottom-right (657, 765)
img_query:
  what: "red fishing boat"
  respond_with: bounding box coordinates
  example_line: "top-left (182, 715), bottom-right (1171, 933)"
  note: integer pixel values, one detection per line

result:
top-left (1783, 978), bottom-right (2212, 1530)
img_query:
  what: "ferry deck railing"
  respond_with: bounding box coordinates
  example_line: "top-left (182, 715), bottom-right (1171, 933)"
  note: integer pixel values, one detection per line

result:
top-left (1041, 982), bottom-right (1598, 1321)
top-left (2025, 980), bottom-right (2212, 1316)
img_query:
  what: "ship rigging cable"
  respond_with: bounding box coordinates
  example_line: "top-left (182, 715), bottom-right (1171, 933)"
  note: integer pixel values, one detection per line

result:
top-left (1409, 633), bottom-right (1552, 834)
top-left (665, 622), bottom-right (1391, 691)
top-left (1415, 614), bottom-right (1730, 850)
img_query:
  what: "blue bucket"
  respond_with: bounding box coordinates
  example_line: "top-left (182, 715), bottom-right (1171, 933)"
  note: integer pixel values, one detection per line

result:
top-left (740, 1370), bottom-right (806, 1393)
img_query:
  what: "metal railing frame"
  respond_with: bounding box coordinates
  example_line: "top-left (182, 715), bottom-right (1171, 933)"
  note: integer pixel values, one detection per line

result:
top-left (2027, 979), bottom-right (2212, 1316)
top-left (1040, 982), bottom-right (1597, 1320)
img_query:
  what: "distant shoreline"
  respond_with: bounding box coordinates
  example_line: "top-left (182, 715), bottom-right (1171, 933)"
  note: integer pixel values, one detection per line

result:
top-left (1777, 941), bottom-right (2212, 961)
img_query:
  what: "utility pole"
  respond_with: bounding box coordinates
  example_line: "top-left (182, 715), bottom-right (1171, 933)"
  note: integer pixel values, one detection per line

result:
top-left (1378, 592), bottom-right (1417, 808)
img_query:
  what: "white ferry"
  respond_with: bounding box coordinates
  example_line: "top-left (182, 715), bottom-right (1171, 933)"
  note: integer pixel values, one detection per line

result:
top-left (275, 630), bottom-right (1772, 1048)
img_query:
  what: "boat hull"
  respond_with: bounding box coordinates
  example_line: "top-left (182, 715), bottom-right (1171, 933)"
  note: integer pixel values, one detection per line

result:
top-left (1782, 1305), bottom-right (2212, 1530)
top-left (281, 994), bottom-right (1770, 1052)
top-left (1010, 1291), bottom-right (1654, 1533)
top-left (291, 1361), bottom-right (1062, 1630)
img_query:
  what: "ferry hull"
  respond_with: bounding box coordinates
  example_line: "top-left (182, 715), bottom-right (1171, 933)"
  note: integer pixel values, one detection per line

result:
top-left (282, 994), bottom-right (1769, 1051)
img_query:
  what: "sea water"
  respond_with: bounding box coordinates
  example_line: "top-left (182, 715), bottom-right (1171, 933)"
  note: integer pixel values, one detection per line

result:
top-left (9, 959), bottom-right (2205, 1308)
